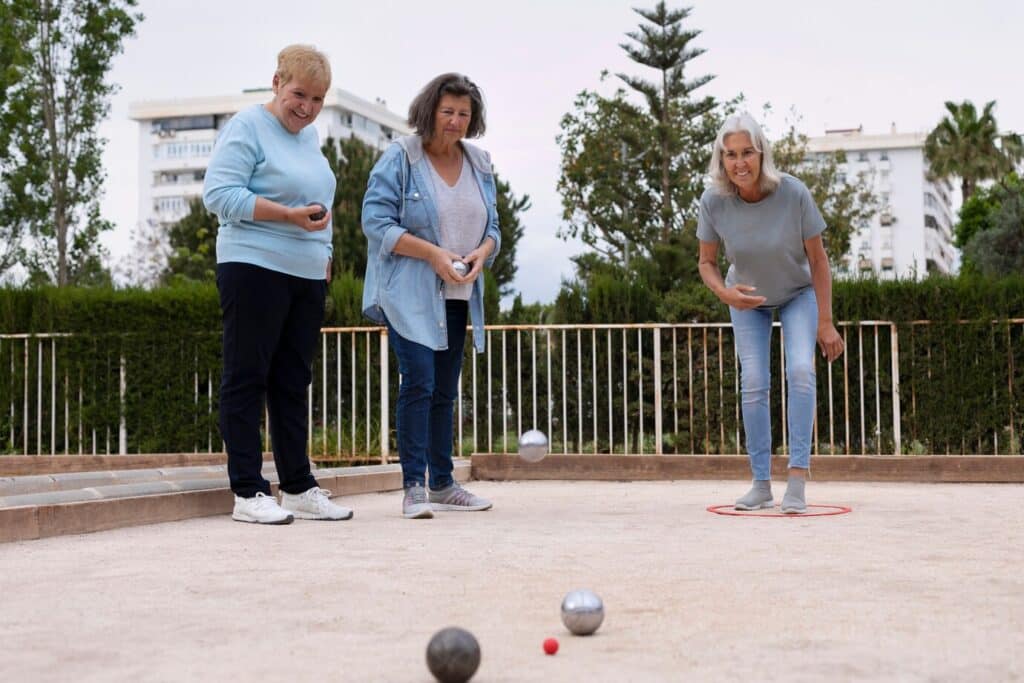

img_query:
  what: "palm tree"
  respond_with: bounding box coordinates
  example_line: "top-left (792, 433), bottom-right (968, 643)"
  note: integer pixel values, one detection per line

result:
top-left (925, 100), bottom-right (1023, 202)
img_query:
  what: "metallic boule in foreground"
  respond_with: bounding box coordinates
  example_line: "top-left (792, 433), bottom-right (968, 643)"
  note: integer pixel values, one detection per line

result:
top-left (561, 589), bottom-right (604, 636)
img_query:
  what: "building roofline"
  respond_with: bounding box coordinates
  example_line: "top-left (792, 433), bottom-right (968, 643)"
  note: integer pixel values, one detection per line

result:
top-left (806, 131), bottom-right (927, 153)
top-left (129, 88), bottom-right (409, 131)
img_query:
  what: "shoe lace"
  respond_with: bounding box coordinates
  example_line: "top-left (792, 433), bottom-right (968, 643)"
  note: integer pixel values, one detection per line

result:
top-left (305, 487), bottom-right (333, 509)
top-left (252, 492), bottom-right (279, 511)
top-left (446, 484), bottom-right (477, 505)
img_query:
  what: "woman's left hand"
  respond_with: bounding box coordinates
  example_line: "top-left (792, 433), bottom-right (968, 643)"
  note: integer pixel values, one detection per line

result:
top-left (817, 322), bottom-right (844, 362)
top-left (461, 239), bottom-right (495, 283)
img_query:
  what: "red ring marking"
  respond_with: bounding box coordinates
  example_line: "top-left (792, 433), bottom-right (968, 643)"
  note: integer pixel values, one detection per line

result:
top-left (706, 504), bottom-right (852, 518)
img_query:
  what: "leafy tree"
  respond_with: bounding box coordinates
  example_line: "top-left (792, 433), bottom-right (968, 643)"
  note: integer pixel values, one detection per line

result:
top-left (1, 0), bottom-right (141, 286)
top-left (323, 135), bottom-right (380, 280)
top-left (955, 186), bottom-right (999, 250)
top-left (163, 198), bottom-right (218, 284)
top-left (557, 2), bottom-right (721, 271)
top-left (772, 122), bottom-right (879, 268)
top-left (962, 177), bottom-right (1024, 278)
top-left (491, 173), bottom-right (529, 296)
top-left (0, 0), bottom-right (35, 279)
top-left (925, 100), bottom-right (1023, 202)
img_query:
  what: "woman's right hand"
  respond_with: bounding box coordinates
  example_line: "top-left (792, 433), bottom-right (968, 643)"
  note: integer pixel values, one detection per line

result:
top-left (429, 246), bottom-right (470, 285)
top-left (721, 284), bottom-right (767, 310)
top-left (287, 204), bottom-right (331, 232)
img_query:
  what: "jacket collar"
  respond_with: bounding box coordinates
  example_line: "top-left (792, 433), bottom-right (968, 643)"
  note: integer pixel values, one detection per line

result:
top-left (397, 135), bottom-right (492, 175)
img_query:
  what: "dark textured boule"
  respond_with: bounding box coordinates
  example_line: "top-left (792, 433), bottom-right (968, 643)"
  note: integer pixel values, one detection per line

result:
top-left (426, 627), bottom-right (481, 683)
top-left (308, 202), bottom-right (327, 221)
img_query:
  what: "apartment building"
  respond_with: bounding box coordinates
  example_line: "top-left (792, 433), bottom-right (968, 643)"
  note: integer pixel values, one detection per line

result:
top-left (128, 89), bottom-right (411, 229)
top-left (807, 127), bottom-right (958, 279)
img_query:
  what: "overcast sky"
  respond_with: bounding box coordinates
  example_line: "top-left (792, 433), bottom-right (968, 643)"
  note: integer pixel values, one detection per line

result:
top-left (98, 0), bottom-right (1024, 303)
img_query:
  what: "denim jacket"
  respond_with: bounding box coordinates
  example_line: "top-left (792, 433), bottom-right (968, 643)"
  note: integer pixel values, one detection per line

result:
top-left (361, 135), bottom-right (501, 353)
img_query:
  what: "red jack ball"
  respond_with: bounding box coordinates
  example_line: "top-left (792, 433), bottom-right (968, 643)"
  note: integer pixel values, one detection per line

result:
top-left (543, 637), bottom-right (559, 655)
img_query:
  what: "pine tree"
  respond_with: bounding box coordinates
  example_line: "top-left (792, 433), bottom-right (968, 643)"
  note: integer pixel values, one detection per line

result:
top-left (617, 2), bottom-right (717, 242)
top-left (557, 2), bottom-right (722, 278)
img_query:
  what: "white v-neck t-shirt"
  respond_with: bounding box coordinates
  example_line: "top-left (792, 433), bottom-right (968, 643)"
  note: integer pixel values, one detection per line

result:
top-left (427, 156), bottom-right (487, 301)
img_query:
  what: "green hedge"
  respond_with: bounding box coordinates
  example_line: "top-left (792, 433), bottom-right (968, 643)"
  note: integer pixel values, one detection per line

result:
top-left (1, 274), bottom-right (1022, 456)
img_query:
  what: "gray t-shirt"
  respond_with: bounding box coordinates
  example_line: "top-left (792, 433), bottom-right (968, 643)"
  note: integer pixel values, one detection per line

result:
top-left (427, 157), bottom-right (487, 301)
top-left (696, 174), bottom-right (826, 307)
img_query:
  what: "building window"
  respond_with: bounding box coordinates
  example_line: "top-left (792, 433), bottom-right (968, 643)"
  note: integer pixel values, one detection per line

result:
top-left (154, 196), bottom-right (186, 214)
top-left (151, 115), bottom-right (216, 133)
top-left (880, 151), bottom-right (889, 161)
top-left (858, 151), bottom-right (869, 162)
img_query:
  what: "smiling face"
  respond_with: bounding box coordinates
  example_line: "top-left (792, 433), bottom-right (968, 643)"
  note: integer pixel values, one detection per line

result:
top-left (268, 74), bottom-right (327, 134)
top-left (721, 132), bottom-right (763, 199)
top-left (431, 93), bottom-right (473, 146)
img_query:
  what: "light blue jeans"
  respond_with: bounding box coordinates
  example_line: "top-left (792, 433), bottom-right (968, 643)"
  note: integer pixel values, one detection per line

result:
top-left (729, 287), bottom-right (818, 480)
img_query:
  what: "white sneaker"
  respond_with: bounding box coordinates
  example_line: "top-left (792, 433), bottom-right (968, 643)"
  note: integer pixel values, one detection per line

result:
top-left (232, 492), bottom-right (294, 525)
top-left (280, 487), bottom-right (353, 521)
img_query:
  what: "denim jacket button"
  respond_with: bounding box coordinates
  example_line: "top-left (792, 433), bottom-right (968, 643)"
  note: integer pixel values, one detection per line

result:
top-left (413, 192), bottom-right (420, 199)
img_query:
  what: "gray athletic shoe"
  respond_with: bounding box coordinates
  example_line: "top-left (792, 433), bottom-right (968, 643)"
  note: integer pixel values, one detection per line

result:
top-left (428, 483), bottom-right (492, 511)
top-left (402, 484), bottom-right (434, 519)
top-left (735, 479), bottom-right (774, 510)
top-left (781, 477), bottom-right (807, 514)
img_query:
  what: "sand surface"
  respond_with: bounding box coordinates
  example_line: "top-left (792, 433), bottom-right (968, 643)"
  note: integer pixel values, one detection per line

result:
top-left (2, 480), bottom-right (1022, 682)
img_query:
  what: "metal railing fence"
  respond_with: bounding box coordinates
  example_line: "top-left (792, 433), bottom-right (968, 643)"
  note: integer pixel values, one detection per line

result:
top-left (2, 320), bottom-right (1020, 458)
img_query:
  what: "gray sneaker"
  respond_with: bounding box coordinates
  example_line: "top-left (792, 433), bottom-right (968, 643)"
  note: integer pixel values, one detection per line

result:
top-left (781, 477), bottom-right (807, 514)
top-left (735, 480), bottom-right (774, 510)
top-left (428, 483), bottom-right (492, 511)
top-left (402, 485), bottom-right (434, 519)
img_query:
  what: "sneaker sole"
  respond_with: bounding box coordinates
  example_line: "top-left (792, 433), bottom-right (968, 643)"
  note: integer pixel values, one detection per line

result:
top-left (289, 510), bottom-right (354, 521)
top-left (734, 501), bottom-right (774, 511)
top-left (231, 512), bottom-right (294, 525)
top-left (430, 503), bottom-right (493, 512)
top-left (781, 506), bottom-right (807, 514)
top-left (403, 508), bottom-right (434, 519)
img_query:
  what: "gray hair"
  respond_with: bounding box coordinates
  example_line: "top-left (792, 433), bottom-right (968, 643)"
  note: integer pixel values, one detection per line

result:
top-left (707, 112), bottom-right (781, 197)
top-left (407, 73), bottom-right (486, 143)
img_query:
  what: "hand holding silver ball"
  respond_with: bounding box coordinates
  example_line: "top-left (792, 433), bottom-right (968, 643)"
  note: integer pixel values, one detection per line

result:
top-left (452, 260), bottom-right (469, 278)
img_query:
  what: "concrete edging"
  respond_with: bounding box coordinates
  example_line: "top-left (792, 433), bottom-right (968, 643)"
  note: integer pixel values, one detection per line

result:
top-left (0, 460), bottom-right (471, 543)
top-left (470, 454), bottom-right (1024, 483)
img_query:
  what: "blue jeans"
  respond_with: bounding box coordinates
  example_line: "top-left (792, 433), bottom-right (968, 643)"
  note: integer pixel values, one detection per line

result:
top-left (729, 287), bottom-right (818, 480)
top-left (386, 300), bottom-right (468, 490)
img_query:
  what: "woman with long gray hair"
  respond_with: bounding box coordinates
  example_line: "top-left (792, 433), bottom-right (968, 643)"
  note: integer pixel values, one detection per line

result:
top-left (696, 112), bottom-right (844, 514)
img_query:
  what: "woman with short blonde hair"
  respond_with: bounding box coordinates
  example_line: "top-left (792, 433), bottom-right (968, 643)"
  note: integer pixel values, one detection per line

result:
top-left (203, 44), bottom-right (351, 524)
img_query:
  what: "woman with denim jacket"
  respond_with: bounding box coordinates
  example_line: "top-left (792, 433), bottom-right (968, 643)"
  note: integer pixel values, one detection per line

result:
top-left (361, 73), bottom-right (501, 519)
top-left (697, 113), bottom-right (844, 514)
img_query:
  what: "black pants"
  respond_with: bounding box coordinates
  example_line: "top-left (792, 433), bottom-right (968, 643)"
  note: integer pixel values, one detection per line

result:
top-left (217, 262), bottom-right (324, 498)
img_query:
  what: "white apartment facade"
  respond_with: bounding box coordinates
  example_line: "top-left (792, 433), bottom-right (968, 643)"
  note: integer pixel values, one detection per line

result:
top-left (807, 128), bottom-right (958, 279)
top-left (128, 89), bottom-right (411, 229)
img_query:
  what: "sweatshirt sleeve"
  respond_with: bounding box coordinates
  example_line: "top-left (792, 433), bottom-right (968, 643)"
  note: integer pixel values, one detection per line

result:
top-left (203, 117), bottom-right (261, 222)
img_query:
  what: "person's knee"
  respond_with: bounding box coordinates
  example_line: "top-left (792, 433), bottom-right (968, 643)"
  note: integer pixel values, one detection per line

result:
top-left (740, 366), bottom-right (770, 399)
top-left (787, 362), bottom-right (816, 391)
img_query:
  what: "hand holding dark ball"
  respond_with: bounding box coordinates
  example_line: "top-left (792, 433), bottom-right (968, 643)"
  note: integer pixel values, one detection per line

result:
top-left (308, 202), bottom-right (327, 221)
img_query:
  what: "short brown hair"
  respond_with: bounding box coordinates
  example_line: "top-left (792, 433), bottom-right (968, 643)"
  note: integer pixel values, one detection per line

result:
top-left (407, 73), bottom-right (486, 142)
top-left (275, 44), bottom-right (331, 91)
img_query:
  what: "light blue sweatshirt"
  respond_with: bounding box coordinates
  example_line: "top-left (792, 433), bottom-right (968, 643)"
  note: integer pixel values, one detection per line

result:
top-left (203, 104), bottom-right (334, 280)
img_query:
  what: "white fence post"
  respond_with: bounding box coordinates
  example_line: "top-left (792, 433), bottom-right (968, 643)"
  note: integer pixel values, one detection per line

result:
top-left (379, 328), bottom-right (389, 464)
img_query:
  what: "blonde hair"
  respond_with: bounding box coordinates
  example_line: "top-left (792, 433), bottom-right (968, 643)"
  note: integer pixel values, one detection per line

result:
top-left (275, 44), bottom-right (331, 91)
top-left (708, 112), bottom-right (781, 197)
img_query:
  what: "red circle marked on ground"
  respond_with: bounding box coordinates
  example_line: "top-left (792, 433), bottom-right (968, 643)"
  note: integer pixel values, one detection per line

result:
top-left (706, 504), bottom-right (852, 518)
